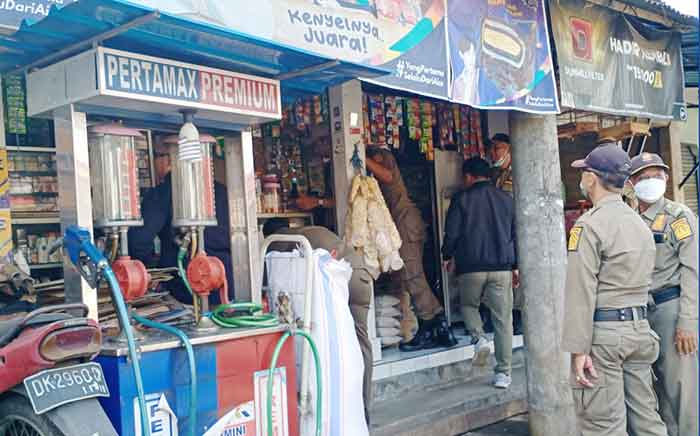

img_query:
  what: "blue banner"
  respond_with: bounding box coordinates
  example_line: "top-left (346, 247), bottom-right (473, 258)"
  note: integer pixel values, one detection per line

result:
top-left (447, 0), bottom-right (559, 114)
top-left (0, 0), bottom-right (75, 30)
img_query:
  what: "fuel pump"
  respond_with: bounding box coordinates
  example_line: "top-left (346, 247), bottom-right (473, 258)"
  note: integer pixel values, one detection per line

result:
top-left (88, 123), bottom-right (151, 333)
top-left (167, 110), bottom-right (228, 330)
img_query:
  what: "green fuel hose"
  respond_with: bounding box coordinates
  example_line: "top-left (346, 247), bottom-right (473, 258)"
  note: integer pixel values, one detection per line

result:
top-left (132, 313), bottom-right (197, 436)
top-left (266, 330), bottom-right (322, 436)
top-left (210, 303), bottom-right (278, 328)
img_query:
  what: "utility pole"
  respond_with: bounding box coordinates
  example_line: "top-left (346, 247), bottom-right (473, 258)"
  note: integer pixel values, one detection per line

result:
top-left (509, 111), bottom-right (576, 435)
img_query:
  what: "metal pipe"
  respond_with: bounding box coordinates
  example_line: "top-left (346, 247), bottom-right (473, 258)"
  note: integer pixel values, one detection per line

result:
top-left (198, 227), bottom-right (206, 254)
top-left (119, 227), bottom-right (129, 258)
top-left (10, 11), bottom-right (160, 74)
top-left (108, 232), bottom-right (119, 263)
top-left (276, 60), bottom-right (340, 81)
top-left (260, 234), bottom-right (314, 415)
top-left (637, 135), bottom-right (649, 155)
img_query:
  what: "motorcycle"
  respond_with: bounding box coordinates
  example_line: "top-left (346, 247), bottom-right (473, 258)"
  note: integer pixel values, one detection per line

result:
top-left (0, 258), bottom-right (117, 436)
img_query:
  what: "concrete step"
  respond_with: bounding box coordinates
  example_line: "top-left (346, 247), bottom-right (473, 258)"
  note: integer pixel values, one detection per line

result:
top-left (373, 335), bottom-right (525, 404)
top-left (370, 366), bottom-right (528, 436)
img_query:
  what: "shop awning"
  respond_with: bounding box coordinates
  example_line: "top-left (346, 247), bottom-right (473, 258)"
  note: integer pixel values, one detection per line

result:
top-left (0, 0), bottom-right (389, 94)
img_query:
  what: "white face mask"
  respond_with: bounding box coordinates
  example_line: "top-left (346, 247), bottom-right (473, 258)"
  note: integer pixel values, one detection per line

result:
top-left (634, 178), bottom-right (666, 203)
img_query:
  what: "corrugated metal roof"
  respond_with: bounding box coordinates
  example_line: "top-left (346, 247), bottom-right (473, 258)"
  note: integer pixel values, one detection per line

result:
top-left (625, 0), bottom-right (699, 28)
top-left (0, 0), bottom-right (388, 94)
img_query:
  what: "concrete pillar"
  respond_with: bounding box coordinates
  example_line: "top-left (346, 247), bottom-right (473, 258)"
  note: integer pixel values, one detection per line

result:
top-left (53, 105), bottom-right (98, 320)
top-left (509, 111), bottom-right (576, 435)
top-left (328, 80), bottom-right (382, 361)
top-left (224, 130), bottom-right (260, 303)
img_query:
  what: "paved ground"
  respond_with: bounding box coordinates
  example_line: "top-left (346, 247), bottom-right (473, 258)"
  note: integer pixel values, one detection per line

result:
top-left (462, 413), bottom-right (529, 435)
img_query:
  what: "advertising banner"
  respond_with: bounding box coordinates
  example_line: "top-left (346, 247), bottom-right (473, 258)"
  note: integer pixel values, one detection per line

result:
top-left (0, 0), bottom-right (75, 31)
top-left (550, 0), bottom-right (686, 120)
top-left (132, 0), bottom-right (450, 99)
top-left (447, 0), bottom-right (559, 114)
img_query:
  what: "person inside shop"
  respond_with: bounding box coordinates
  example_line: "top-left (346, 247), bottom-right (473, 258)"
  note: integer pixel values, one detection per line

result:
top-left (128, 138), bottom-right (234, 305)
top-left (262, 218), bottom-right (373, 425)
top-left (489, 133), bottom-right (513, 193)
top-left (365, 144), bottom-right (457, 352)
top-left (441, 157), bottom-right (518, 389)
top-left (628, 152), bottom-right (698, 436)
top-left (487, 133), bottom-right (526, 337)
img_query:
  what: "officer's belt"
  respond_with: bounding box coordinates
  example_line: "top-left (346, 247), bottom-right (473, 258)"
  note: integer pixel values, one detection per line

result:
top-left (594, 306), bottom-right (647, 322)
top-left (650, 286), bottom-right (681, 306)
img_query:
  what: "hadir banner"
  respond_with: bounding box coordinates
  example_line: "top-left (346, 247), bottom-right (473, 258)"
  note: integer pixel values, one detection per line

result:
top-left (126, 0), bottom-right (450, 99)
top-left (447, 0), bottom-right (560, 114)
top-left (550, 0), bottom-right (687, 121)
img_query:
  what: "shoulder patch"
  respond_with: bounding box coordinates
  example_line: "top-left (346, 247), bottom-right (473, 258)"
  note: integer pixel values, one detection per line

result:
top-left (671, 218), bottom-right (693, 241)
top-left (568, 226), bottom-right (583, 251)
top-left (651, 214), bottom-right (667, 232)
top-left (664, 202), bottom-right (683, 218)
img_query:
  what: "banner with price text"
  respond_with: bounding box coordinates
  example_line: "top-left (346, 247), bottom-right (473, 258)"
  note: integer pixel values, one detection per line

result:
top-left (550, 0), bottom-right (686, 121)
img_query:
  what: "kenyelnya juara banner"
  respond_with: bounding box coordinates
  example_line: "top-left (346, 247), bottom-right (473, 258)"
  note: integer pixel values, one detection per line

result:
top-left (447, 0), bottom-right (560, 114)
top-left (549, 0), bottom-right (687, 121)
top-left (134, 0), bottom-right (450, 99)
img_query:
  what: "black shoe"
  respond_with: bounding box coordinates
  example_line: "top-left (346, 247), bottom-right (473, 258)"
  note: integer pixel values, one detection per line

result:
top-left (434, 314), bottom-right (458, 348)
top-left (399, 318), bottom-right (438, 352)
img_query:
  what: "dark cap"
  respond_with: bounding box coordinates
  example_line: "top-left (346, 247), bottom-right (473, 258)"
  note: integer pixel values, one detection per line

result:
top-left (489, 133), bottom-right (510, 145)
top-left (629, 152), bottom-right (669, 176)
top-left (571, 144), bottom-right (632, 187)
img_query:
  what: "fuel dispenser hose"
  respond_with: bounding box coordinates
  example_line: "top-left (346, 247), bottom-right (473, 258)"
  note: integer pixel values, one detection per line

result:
top-left (210, 303), bottom-right (278, 328)
top-left (102, 268), bottom-right (151, 436)
top-left (132, 313), bottom-right (198, 436)
top-left (266, 330), bottom-right (322, 436)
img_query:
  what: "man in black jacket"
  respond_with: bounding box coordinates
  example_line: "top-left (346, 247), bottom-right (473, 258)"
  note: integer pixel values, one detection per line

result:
top-left (442, 157), bottom-right (518, 389)
top-left (128, 141), bottom-right (233, 305)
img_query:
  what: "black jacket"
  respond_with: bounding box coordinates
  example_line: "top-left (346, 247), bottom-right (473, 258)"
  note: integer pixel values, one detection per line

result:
top-left (441, 180), bottom-right (517, 274)
top-left (128, 173), bottom-right (233, 305)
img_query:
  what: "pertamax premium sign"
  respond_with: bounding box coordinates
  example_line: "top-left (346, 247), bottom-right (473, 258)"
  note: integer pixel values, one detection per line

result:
top-left (97, 47), bottom-right (281, 119)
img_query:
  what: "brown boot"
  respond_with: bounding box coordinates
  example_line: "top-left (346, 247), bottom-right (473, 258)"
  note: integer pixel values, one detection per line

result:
top-left (399, 290), bottom-right (418, 342)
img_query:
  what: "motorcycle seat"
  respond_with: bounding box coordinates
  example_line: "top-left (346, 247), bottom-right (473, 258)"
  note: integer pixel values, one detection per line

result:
top-left (0, 313), bottom-right (72, 348)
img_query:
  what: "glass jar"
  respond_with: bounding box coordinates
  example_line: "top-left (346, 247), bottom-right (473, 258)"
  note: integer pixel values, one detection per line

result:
top-left (263, 183), bottom-right (281, 213)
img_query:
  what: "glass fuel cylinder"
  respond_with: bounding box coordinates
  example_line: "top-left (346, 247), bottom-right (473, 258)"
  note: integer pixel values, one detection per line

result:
top-left (165, 128), bottom-right (217, 229)
top-left (88, 124), bottom-right (144, 228)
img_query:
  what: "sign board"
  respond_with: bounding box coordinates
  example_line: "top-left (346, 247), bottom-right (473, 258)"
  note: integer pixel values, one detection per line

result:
top-left (203, 400), bottom-right (256, 436)
top-left (133, 393), bottom-right (178, 436)
top-left (550, 0), bottom-right (686, 120)
top-left (254, 368), bottom-right (289, 436)
top-left (0, 0), bottom-right (76, 31)
top-left (97, 47), bottom-right (282, 119)
top-left (130, 0), bottom-right (449, 99)
top-left (447, 0), bottom-right (559, 114)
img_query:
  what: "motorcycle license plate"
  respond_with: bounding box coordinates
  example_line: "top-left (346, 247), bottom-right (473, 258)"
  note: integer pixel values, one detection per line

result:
top-left (23, 362), bottom-right (110, 414)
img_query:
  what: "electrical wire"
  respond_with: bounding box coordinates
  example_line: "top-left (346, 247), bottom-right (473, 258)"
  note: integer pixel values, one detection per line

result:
top-left (103, 268), bottom-right (150, 436)
top-left (132, 313), bottom-right (197, 436)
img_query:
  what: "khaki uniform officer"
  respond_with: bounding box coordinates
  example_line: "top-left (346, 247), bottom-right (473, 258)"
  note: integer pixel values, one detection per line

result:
top-left (563, 144), bottom-right (668, 436)
top-left (628, 153), bottom-right (698, 436)
top-left (365, 146), bottom-right (457, 352)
